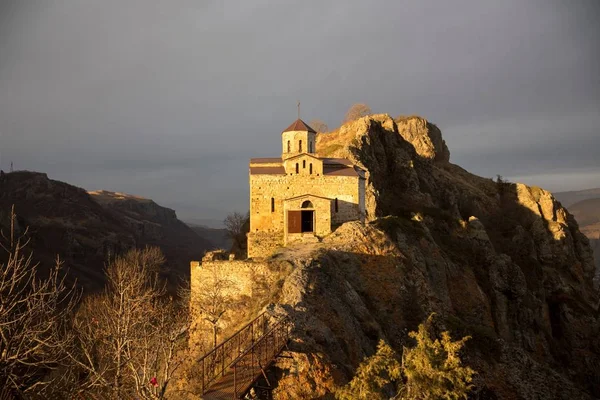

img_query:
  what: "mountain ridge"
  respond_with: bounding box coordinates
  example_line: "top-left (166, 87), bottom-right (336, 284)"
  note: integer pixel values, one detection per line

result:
top-left (553, 188), bottom-right (600, 208)
top-left (0, 171), bottom-right (213, 291)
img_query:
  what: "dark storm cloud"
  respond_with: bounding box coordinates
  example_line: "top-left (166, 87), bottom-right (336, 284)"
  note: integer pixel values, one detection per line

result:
top-left (1, 0), bottom-right (598, 222)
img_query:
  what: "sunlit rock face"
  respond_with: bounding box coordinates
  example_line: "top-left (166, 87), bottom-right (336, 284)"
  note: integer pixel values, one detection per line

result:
top-left (395, 115), bottom-right (450, 163)
top-left (262, 115), bottom-right (600, 399)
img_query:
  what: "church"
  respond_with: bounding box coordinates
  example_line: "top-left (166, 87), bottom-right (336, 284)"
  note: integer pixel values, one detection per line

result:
top-left (247, 118), bottom-right (366, 258)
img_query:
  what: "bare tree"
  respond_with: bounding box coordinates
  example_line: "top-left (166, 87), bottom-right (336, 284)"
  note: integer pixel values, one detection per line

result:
top-left (224, 211), bottom-right (249, 257)
top-left (68, 247), bottom-right (189, 399)
top-left (343, 103), bottom-right (372, 123)
top-left (309, 119), bottom-right (329, 133)
top-left (224, 212), bottom-right (247, 240)
top-left (189, 265), bottom-right (236, 348)
top-left (0, 206), bottom-right (79, 397)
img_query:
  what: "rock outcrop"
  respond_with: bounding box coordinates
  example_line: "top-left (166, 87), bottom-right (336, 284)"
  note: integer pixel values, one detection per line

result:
top-left (394, 115), bottom-right (450, 163)
top-left (260, 115), bottom-right (600, 399)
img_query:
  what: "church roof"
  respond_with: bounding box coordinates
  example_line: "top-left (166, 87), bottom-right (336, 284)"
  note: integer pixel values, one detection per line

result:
top-left (283, 153), bottom-right (321, 162)
top-left (285, 194), bottom-right (333, 202)
top-left (321, 158), bottom-right (353, 166)
top-left (323, 166), bottom-right (360, 177)
top-left (250, 157), bottom-right (282, 164)
top-left (249, 166), bottom-right (286, 175)
top-left (282, 119), bottom-right (316, 133)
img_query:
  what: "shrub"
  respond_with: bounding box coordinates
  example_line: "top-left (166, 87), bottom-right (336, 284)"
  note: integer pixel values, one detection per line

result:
top-left (336, 340), bottom-right (403, 400)
top-left (336, 314), bottom-right (476, 400)
top-left (403, 314), bottom-right (475, 399)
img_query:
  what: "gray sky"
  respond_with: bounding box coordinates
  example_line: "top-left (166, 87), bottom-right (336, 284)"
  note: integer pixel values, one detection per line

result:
top-left (1, 0), bottom-right (599, 223)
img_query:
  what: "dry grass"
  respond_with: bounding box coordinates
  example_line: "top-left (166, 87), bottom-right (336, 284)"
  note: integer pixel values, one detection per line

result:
top-left (319, 143), bottom-right (344, 157)
top-left (316, 128), bottom-right (355, 157)
top-left (394, 115), bottom-right (426, 123)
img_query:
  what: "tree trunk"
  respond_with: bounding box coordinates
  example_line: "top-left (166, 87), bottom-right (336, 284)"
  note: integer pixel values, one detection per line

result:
top-left (213, 325), bottom-right (218, 348)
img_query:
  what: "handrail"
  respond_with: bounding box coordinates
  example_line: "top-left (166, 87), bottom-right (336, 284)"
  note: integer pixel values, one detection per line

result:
top-left (232, 316), bottom-right (291, 398)
top-left (231, 316), bottom-right (290, 364)
top-left (198, 311), bottom-right (271, 393)
top-left (197, 311), bottom-right (268, 364)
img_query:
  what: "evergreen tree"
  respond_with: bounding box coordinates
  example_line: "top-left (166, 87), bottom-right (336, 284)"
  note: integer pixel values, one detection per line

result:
top-left (336, 314), bottom-right (475, 400)
top-left (336, 340), bottom-right (403, 400)
top-left (402, 314), bottom-right (475, 400)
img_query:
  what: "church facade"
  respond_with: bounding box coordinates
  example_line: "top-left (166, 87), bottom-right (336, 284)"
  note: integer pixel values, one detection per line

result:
top-left (247, 119), bottom-right (366, 258)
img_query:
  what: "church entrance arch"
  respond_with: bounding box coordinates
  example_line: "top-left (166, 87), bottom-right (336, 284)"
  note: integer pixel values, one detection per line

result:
top-left (301, 200), bottom-right (313, 208)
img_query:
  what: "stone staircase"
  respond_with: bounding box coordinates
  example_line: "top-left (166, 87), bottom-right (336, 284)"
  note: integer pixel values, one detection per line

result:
top-left (300, 233), bottom-right (320, 243)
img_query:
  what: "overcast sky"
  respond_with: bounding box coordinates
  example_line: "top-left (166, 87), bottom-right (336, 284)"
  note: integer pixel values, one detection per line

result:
top-left (1, 0), bottom-right (599, 224)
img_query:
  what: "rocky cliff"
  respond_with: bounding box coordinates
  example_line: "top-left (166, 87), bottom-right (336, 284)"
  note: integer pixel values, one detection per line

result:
top-left (260, 115), bottom-right (599, 399)
top-left (0, 172), bottom-right (212, 291)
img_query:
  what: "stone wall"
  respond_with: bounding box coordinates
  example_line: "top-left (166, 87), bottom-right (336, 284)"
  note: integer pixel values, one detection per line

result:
top-left (250, 173), bottom-right (362, 233)
top-left (283, 195), bottom-right (332, 242)
top-left (249, 173), bottom-right (363, 257)
top-left (190, 259), bottom-right (266, 299)
top-left (247, 231), bottom-right (283, 258)
top-left (189, 259), bottom-right (267, 353)
top-left (283, 154), bottom-right (323, 175)
top-left (281, 130), bottom-right (316, 158)
top-left (188, 257), bottom-right (292, 355)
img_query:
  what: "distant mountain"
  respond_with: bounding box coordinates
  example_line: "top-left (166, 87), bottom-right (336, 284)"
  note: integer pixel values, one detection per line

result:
top-left (184, 217), bottom-right (225, 229)
top-left (566, 197), bottom-right (600, 280)
top-left (185, 222), bottom-right (231, 251)
top-left (568, 197), bottom-right (600, 238)
top-left (0, 171), bottom-right (213, 291)
top-left (553, 188), bottom-right (600, 208)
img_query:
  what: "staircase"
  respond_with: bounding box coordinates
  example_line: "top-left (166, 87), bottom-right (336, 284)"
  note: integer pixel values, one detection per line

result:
top-left (198, 312), bottom-right (291, 399)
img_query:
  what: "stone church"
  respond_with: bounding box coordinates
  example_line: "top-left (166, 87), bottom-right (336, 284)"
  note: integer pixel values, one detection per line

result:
top-left (247, 118), bottom-right (366, 258)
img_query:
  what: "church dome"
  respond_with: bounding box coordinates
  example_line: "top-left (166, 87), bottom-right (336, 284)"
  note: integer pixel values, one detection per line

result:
top-left (282, 119), bottom-right (316, 133)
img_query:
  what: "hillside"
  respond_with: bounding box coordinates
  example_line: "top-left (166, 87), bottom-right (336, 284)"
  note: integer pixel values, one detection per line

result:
top-left (0, 172), bottom-right (213, 291)
top-left (567, 197), bottom-right (600, 289)
top-left (553, 188), bottom-right (600, 208)
top-left (220, 115), bottom-right (599, 399)
top-left (568, 197), bottom-right (600, 239)
top-left (185, 222), bottom-right (231, 250)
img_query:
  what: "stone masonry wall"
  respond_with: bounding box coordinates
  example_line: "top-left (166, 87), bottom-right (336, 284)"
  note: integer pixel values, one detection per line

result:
top-left (283, 195), bottom-right (332, 240)
top-left (189, 258), bottom-right (272, 353)
top-left (247, 231), bottom-right (283, 258)
top-left (249, 172), bottom-right (364, 257)
top-left (250, 173), bottom-right (361, 233)
top-left (283, 154), bottom-right (323, 175)
top-left (281, 130), bottom-right (316, 158)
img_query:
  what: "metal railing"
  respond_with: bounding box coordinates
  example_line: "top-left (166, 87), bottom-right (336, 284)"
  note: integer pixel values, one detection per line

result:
top-left (198, 312), bottom-right (270, 394)
top-left (232, 316), bottom-right (291, 398)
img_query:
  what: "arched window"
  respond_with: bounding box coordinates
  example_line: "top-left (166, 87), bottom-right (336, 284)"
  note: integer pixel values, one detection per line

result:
top-left (303, 160), bottom-right (306, 169)
top-left (309, 141), bottom-right (313, 153)
top-left (299, 140), bottom-right (302, 153)
top-left (309, 163), bottom-right (313, 174)
top-left (301, 200), bottom-right (313, 208)
top-left (287, 140), bottom-right (290, 153)
top-left (295, 163), bottom-right (299, 174)
top-left (335, 198), bottom-right (339, 213)
top-left (271, 197), bottom-right (275, 213)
